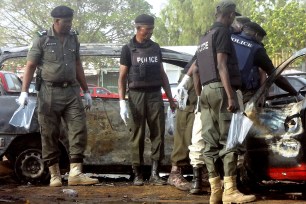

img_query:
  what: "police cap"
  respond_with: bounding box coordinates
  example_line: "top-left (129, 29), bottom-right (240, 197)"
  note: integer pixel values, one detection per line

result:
top-left (51, 5), bottom-right (74, 18)
top-left (243, 22), bottom-right (267, 37)
top-left (216, 0), bottom-right (240, 15)
top-left (135, 14), bottom-right (154, 25)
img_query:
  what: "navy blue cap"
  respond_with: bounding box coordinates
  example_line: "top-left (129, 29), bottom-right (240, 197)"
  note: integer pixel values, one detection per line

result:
top-left (51, 5), bottom-right (74, 18)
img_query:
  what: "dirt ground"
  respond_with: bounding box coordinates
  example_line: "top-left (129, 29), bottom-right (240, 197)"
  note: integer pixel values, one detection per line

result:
top-left (0, 161), bottom-right (306, 204)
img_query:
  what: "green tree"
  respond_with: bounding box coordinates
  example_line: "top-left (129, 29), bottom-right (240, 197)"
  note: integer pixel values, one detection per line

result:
top-left (154, 0), bottom-right (257, 46)
top-left (251, 0), bottom-right (306, 57)
top-left (0, 0), bottom-right (152, 46)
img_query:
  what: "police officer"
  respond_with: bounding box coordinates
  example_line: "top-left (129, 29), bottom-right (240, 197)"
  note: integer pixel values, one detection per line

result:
top-left (193, 1), bottom-right (256, 203)
top-left (118, 14), bottom-right (176, 186)
top-left (232, 22), bottom-right (299, 103)
top-left (18, 5), bottom-right (98, 187)
top-left (167, 56), bottom-right (197, 191)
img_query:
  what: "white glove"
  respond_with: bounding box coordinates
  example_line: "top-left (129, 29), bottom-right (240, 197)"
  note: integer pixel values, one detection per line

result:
top-left (84, 93), bottom-right (92, 110)
top-left (18, 92), bottom-right (28, 108)
top-left (175, 75), bottom-right (190, 110)
top-left (194, 96), bottom-right (201, 114)
top-left (119, 100), bottom-right (129, 125)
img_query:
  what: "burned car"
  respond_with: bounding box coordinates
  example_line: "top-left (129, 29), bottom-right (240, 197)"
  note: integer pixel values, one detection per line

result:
top-left (0, 44), bottom-right (191, 183)
top-left (241, 48), bottom-right (306, 190)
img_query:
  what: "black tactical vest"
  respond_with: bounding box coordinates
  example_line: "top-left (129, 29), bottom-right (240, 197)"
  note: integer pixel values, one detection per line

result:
top-left (197, 28), bottom-right (241, 88)
top-left (197, 29), bottom-right (219, 86)
top-left (127, 41), bottom-right (163, 89)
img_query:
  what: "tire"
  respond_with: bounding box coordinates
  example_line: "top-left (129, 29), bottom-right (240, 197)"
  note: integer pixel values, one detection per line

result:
top-left (14, 148), bottom-right (49, 184)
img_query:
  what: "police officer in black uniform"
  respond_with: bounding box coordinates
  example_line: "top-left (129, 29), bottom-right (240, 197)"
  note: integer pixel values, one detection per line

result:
top-left (118, 14), bottom-right (176, 186)
top-left (193, 1), bottom-right (256, 203)
top-left (232, 22), bottom-right (299, 103)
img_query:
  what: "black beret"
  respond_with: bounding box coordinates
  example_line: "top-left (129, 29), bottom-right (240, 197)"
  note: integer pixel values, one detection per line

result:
top-left (135, 14), bottom-right (154, 25)
top-left (51, 5), bottom-right (74, 18)
top-left (243, 22), bottom-right (267, 37)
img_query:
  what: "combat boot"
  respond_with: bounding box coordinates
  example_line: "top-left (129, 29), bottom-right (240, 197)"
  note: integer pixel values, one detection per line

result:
top-left (149, 160), bottom-right (166, 185)
top-left (132, 166), bottom-right (144, 186)
top-left (48, 163), bottom-right (62, 187)
top-left (68, 163), bottom-right (99, 186)
top-left (167, 166), bottom-right (191, 191)
top-left (209, 176), bottom-right (223, 204)
top-left (190, 167), bottom-right (202, 194)
top-left (222, 176), bottom-right (256, 204)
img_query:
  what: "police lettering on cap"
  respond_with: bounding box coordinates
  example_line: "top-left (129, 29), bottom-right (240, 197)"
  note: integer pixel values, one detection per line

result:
top-left (135, 14), bottom-right (154, 25)
top-left (51, 5), bottom-right (74, 18)
top-left (243, 22), bottom-right (267, 37)
top-left (216, 0), bottom-right (240, 15)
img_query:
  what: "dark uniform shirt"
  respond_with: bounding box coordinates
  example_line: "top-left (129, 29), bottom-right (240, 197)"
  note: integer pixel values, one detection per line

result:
top-left (27, 27), bottom-right (80, 83)
top-left (254, 46), bottom-right (275, 75)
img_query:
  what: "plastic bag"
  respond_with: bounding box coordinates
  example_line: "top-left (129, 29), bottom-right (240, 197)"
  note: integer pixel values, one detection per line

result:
top-left (9, 100), bottom-right (36, 130)
top-left (226, 111), bottom-right (253, 150)
top-left (166, 106), bottom-right (176, 135)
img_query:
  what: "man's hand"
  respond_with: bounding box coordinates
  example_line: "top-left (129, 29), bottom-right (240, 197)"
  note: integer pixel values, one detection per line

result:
top-left (119, 100), bottom-right (129, 125)
top-left (227, 98), bottom-right (238, 113)
top-left (84, 93), bottom-right (93, 110)
top-left (18, 92), bottom-right (28, 108)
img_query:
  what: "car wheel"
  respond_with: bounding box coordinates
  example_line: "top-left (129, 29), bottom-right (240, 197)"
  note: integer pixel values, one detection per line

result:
top-left (14, 148), bottom-right (49, 184)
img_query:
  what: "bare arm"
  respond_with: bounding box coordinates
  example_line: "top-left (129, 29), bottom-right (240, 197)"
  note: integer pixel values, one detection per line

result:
top-left (259, 68), bottom-right (267, 86)
top-left (191, 61), bottom-right (202, 96)
top-left (118, 64), bottom-right (128, 100)
top-left (275, 76), bottom-right (298, 95)
top-left (161, 64), bottom-right (176, 110)
top-left (76, 59), bottom-right (89, 92)
top-left (217, 53), bottom-right (237, 112)
top-left (21, 61), bottom-right (38, 92)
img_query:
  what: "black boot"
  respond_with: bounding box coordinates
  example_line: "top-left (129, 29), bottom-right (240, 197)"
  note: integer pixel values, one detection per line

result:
top-left (190, 167), bottom-right (202, 194)
top-left (149, 160), bottom-right (166, 185)
top-left (132, 166), bottom-right (144, 186)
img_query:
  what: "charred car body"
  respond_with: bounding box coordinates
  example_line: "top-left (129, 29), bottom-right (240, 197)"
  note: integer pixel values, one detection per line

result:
top-left (2, 44), bottom-right (306, 190)
top-left (0, 44), bottom-right (191, 183)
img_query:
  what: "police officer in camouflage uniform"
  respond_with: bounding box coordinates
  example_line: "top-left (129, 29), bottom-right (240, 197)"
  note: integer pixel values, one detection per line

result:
top-left (193, 1), bottom-right (256, 203)
top-left (18, 5), bottom-right (98, 187)
top-left (118, 14), bottom-right (176, 186)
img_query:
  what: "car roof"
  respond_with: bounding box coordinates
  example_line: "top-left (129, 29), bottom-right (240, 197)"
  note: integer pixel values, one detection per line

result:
top-left (0, 43), bottom-right (193, 68)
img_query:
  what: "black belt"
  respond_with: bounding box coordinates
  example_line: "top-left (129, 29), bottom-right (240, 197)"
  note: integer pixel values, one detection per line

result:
top-left (45, 81), bottom-right (74, 88)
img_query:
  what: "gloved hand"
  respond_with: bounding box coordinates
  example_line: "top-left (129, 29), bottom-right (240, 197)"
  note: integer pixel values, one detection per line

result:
top-left (18, 92), bottom-right (28, 108)
top-left (84, 93), bottom-right (93, 110)
top-left (119, 100), bottom-right (129, 125)
top-left (194, 96), bottom-right (201, 114)
top-left (175, 75), bottom-right (190, 110)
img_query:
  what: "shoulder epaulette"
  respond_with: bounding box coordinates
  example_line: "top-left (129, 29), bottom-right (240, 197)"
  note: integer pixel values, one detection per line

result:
top-left (70, 29), bottom-right (79, 35)
top-left (37, 30), bottom-right (47, 37)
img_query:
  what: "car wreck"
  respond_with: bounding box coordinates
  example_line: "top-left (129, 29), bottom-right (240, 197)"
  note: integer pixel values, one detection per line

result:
top-left (242, 48), bottom-right (306, 188)
top-left (0, 44), bottom-right (192, 184)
